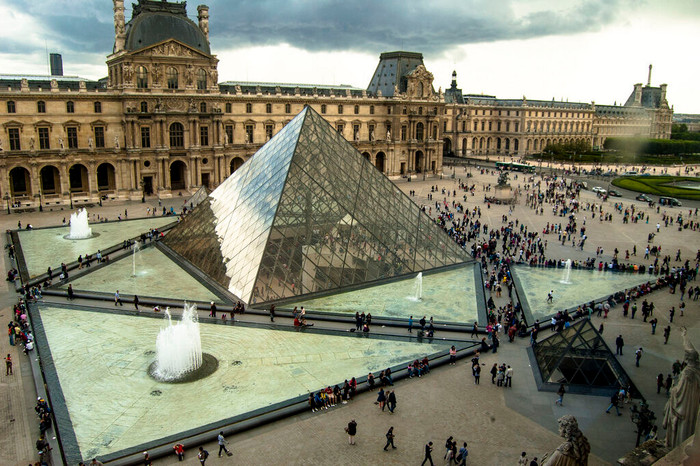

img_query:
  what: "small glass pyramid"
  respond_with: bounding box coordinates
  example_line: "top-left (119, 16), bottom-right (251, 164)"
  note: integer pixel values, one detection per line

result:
top-left (164, 106), bottom-right (472, 304)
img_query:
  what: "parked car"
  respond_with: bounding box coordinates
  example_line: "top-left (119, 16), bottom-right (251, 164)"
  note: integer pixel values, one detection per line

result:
top-left (592, 186), bottom-right (606, 194)
top-left (659, 196), bottom-right (682, 207)
top-left (608, 189), bottom-right (622, 197)
top-left (636, 194), bottom-right (652, 202)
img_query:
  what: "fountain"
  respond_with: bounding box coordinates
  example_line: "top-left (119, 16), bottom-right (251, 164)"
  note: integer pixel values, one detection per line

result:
top-left (408, 272), bottom-right (423, 301)
top-left (131, 243), bottom-right (140, 277)
top-left (66, 208), bottom-right (93, 239)
top-left (148, 303), bottom-right (217, 383)
top-left (559, 259), bottom-right (572, 285)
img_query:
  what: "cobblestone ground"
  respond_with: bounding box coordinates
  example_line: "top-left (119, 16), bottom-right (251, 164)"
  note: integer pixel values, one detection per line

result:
top-left (0, 170), bottom-right (698, 465)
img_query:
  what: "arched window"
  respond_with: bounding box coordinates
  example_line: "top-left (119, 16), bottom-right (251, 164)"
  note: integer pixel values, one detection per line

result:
top-left (136, 66), bottom-right (148, 89)
top-left (166, 67), bottom-right (178, 89)
top-left (196, 68), bottom-right (207, 89)
top-left (169, 122), bottom-right (184, 148)
top-left (200, 102), bottom-right (206, 113)
top-left (66, 101), bottom-right (75, 113)
top-left (415, 122), bottom-right (424, 141)
top-left (37, 101), bottom-right (46, 113)
top-left (140, 101), bottom-right (148, 113)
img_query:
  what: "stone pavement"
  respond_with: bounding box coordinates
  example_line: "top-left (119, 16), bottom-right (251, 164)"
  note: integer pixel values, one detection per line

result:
top-left (0, 169), bottom-right (698, 465)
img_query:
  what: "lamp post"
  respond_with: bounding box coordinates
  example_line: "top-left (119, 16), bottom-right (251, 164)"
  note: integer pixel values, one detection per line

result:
top-left (3, 193), bottom-right (10, 214)
top-left (38, 190), bottom-right (43, 212)
top-left (69, 190), bottom-right (73, 209)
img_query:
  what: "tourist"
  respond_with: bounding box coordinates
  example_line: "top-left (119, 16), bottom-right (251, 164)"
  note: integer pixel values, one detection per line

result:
top-left (5, 353), bottom-right (12, 375)
top-left (269, 304), bottom-right (275, 322)
top-left (635, 347), bottom-right (643, 367)
top-left (555, 383), bottom-right (566, 406)
top-left (383, 426), bottom-right (396, 450)
top-left (443, 436), bottom-right (454, 460)
top-left (456, 442), bottom-right (468, 465)
top-left (657, 373), bottom-right (665, 394)
top-left (133, 295), bottom-right (139, 310)
top-left (505, 365), bottom-right (513, 387)
top-left (367, 372), bottom-right (375, 390)
top-left (421, 441), bottom-right (434, 466)
top-left (615, 335), bottom-right (624, 355)
top-left (605, 392), bottom-right (621, 415)
top-left (518, 452), bottom-right (529, 466)
top-left (650, 318), bottom-right (658, 334)
top-left (197, 446), bottom-right (209, 465)
top-left (346, 419), bottom-right (357, 445)
top-left (408, 315), bottom-right (413, 333)
top-left (210, 301), bottom-right (217, 318)
top-left (376, 387), bottom-right (386, 411)
top-left (142, 452), bottom-right (152, 465)
top-left (89, 458), bottom-right (105, 466)
top-left (449, 345), bottom-right (457, 365)
top-left (114, 290), bottom-right (123, 306)
top-left (217, 431), bottom-right (231, 457)
top-left (664, 326), bottom-right (671, 344)
top-left (173, 443), bottom-right (185, 461)
top-left (387, 389), bottom-right (397, 413)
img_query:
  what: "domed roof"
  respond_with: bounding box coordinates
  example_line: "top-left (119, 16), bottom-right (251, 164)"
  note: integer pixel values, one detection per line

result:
top-left (123, 1), bottom-right (210, 55)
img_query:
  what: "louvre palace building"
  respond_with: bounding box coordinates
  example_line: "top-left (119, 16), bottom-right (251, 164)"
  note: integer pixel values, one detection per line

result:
top-left (0, 0), bottom-right (673, 209)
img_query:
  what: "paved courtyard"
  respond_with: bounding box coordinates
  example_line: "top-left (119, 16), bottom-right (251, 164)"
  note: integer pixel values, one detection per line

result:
top-left (1, 164), bottom-right (698, 465)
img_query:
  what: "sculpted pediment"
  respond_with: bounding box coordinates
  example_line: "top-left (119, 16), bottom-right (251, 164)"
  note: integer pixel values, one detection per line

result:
top-left (407, 65), bottom-right (434, 82)
top-left (132, 39), bottom-right (211, 59)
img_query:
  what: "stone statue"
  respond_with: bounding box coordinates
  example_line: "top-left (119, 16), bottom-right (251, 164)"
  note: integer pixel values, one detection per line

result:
top-left (369, 130), bottom-right (374, 141)
top-left (663, 327), bottom-right (700, 448)
top-left (386, 130), bottom-right (391, 140)
top-left (154, 97), bottom-right (163, 112)
top-left (29, 137), bottom-right (35, 151)
top-left (114, 136), bottom-right (120, 149)
top-left (152, 64), bottom-right (161, 85)
top-left (393, 84), bottom-right (399, 96)
top-left (123, 63), bottom-right (133, 82)
top-left (188, 98), bottom-right (196, 112)
top-left (87, 137), bottom-right (93, 150)
top-left (235, 85), bottom-right (242, 94)
top-left (58, 137), bottom-right (64, 150)
top-left (209, 68), bottom-right (218, 85)
top-left (185, 65), bottom-right (194, 86)
top-left (497, 171), bottom-right (510, 187)
top-left (541, 415), bottom-right (590, 466)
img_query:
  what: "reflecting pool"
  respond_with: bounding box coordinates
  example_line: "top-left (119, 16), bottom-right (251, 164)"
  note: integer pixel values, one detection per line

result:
top-left (17, 217), bottom-right (174, 277)
top-left (59, 246), bottom-right (223, 303)
top-left (512, 266), bottom-right (650, 322)
top-left (289, 264), bottom-right (481, 323)
top-left (38, 305), bottom-right (455, 460)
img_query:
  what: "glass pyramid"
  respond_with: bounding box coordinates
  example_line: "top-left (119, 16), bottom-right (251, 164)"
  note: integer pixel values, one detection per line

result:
top-left (531, 319), bottom-right (638, 396)
top-left (164, 106), bottom-right (472, 304)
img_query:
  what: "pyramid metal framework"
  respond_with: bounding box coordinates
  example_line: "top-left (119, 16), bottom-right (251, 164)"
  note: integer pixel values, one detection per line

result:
top-left (531, 319), bottom-right (638, 396)
top-left (164, 106), bottom-right (472, 304)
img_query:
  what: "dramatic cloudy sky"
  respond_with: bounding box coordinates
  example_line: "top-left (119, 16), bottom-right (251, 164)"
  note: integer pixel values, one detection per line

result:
top-left (1, 0), bottom-right (699, 112)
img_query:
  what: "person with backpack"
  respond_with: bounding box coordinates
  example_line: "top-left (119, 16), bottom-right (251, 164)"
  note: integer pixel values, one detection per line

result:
top-left (605, 392), bottom-right (621, 416)
top-left (198, 446), bottom-right (209, 465)
top-left (456, 442), bottom-right (468, 466)
top-left (383, 426), bottom-right (396, 450)
top-left (217, 431), bottom-right (231, 457)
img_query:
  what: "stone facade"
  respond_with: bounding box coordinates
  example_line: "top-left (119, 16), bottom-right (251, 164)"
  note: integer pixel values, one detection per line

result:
top-left (0, 0), bottom-right (673, 210)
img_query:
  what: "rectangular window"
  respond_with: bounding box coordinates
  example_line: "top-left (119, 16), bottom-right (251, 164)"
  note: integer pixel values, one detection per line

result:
top-left (94, 102), bottom-right (102, 113)
top-left (505, 122), bottom-right (510, 132)
top-left (7, 101), bottom-right (16, 113)
top-left (95, 126), bottom-right (105, 148)
top-left (353, 124), bottom-right (360, 141)
top-left (265, 124), bottom-right (273, 141)
top-left (66, 101), bottom-right (75, 113)
top-left (140, 127), bottom-right (149, 148)
top-left (481, 122), bottom-right (485, 131)
top-left (321, 104), bottom-right (327, 114)
top-left (488, 122), bottom-right (492, 131)
top-left (200, 126), bottom-right (209, 146)
top-left (443, 121), bottom-right (447, 132)
top-left (225, 125), bottom-right (233, 144)
top-left (225, 103), bottom-right (232, 113)
top-left (369, 124), bottom-right (375, 140)
top-left (497, 122), bottom-right (501, 131)
top-left (8, 128), bottom-right (20, 150)
top-left (245, 124), bottom-right (254, 143)
top-left (38, 127), bottom-right (50, 149)
top-left (401, 126), bottom-right (407, 141)
top-left (338, 104), bottom-right (343, 114)
top-left (514, 122), bottom-right (519, 132)
top-left (246, 103), bottom-right (252, 113)
top-left (66, 127), bottom-right (78, 148)
top-left (266, 103), bottom-right (272, 114)
top-left (474, 121), bottom-right (478, 131)
top-left (285, 103), bottom-right (291, 114)
top-left (336, 124), bottom-right (344, 134)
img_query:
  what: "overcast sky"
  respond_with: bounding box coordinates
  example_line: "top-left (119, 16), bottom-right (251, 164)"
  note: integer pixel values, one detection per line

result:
top-left (1, 0), bottom-right (699, 113)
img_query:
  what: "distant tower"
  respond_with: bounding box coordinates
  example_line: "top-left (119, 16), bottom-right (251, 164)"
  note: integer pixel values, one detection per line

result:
top-left (49, 53), bottom-right (63, 76)
top-left (647, 64), bottom-right (652, 86)
top-left (113, 0), bottom-right (126, 53)
top-left (451, 70), bottom-right (457, 88)
top-left (197, 5), bottom-right (210, 42)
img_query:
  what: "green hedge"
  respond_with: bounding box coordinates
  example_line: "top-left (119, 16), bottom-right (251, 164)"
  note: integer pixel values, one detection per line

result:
top-left (611, 176), bottom-right (700, 200)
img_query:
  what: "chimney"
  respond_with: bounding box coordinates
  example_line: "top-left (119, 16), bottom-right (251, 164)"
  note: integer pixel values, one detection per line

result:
top-left (647, 64), bottom-right (652, 86)
top-left (660, 84), bottom-right (667, 103)
top-left (113, 0), bottom-right (126, 52)
top-left (634, 83), bottom-right (642, 105)
top-left (49, 53), bottom-right (63, 76)
top-left (197, 5), bottom-right (210, 42)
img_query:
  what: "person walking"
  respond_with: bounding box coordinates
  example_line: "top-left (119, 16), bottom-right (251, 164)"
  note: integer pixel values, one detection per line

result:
top-left (173, 443), bottom-right (185, 461)
top-left (635, 347), bottom-right (643, 367)
top-left (470, 322), bottom-right (478, 338)
top-left (383, 426), bottom-right (396, 450)
top-left (114, 290), bottom-right (123, 306)
top-left (650, 318), bottom-right (658, 335)
top-left (346, 419), bottom-right (357, 445)
top-left (605, 392), bottom-right (621, 415)
top-left (5, 354), bottom-right (12, 375)
top-left (217, 431), bottom-right (231, 457)
top-left (490, 363), bottom-right (498, 384)
top-left (473, 364), bottom-right (481, 384)
top-left (408, 315), bottom-right (413, 333)
top-left (210, 302), bottom-right (217, 318)
top-left (555, 383), bottom-right (565, 406)
top-left (615, 335), bottom-right (624, 355)
top-left (197, 447), bottom-right (209, 465)
top-left (656, 373), bottom-right (664, 394)
top-left (133, 294), bottom-right (139, 311)
top-left (456, 442), bottom-right (469, 466)
top-left (448, 345), bottom-right (457, 365)
top-left (421, 441), bottom-right (434, 466)
top-left (387, 390), bottom-right (397, 414)
top-left (663, 326), bottom-right (671, 344)
top-left (518, 452), bottom-right (529, 466)
top-left (269, 304), bottom-right (275, 322)
top-left (505, 365), bottom-right (513, 387)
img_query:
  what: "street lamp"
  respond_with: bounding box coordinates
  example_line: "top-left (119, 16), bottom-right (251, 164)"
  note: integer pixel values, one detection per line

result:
top-left (3, 193), bottom-right (10, 214)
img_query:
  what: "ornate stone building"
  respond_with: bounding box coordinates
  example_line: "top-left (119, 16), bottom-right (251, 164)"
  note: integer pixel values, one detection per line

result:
top-left (0, 0), bottom-right (673, 210)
